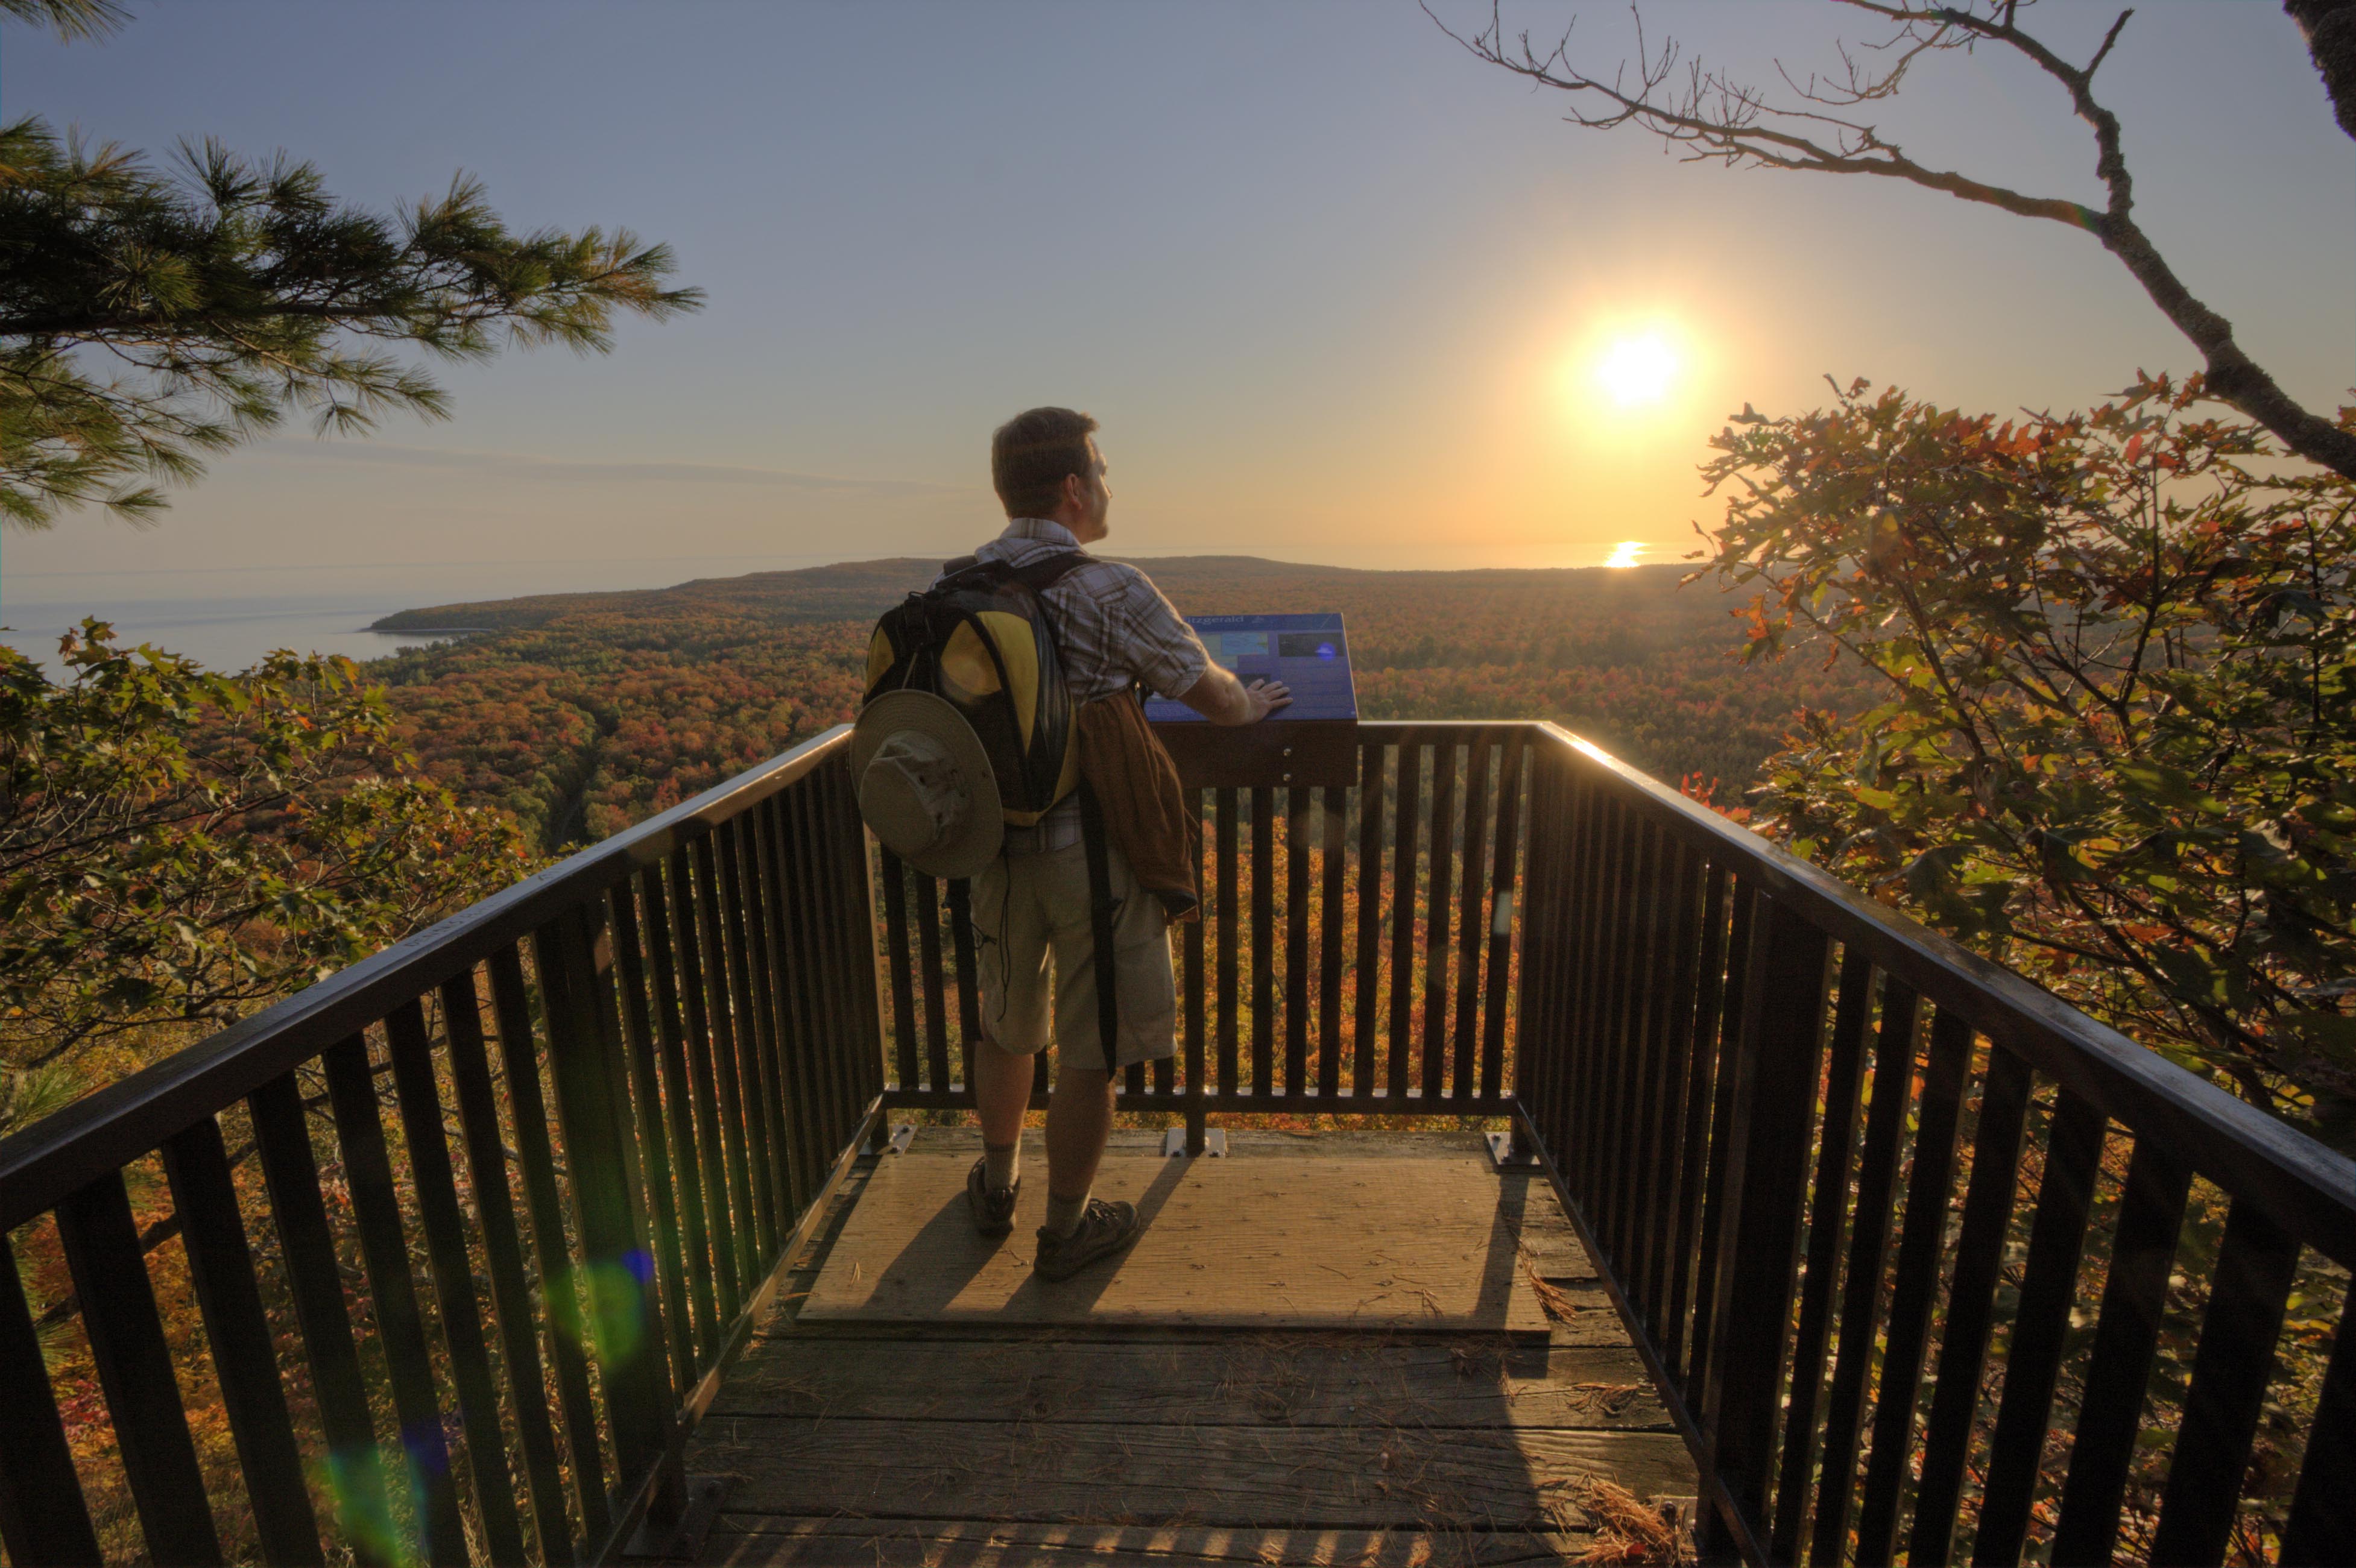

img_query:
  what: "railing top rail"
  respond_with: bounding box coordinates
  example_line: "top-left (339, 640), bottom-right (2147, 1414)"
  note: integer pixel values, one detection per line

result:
top-left (1531, 722), bottom-right (2356, 1268)
top-left (0, 725), bottom-right (855, 1235)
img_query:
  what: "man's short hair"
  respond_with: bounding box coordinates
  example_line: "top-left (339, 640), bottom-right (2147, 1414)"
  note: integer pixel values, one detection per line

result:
top-left (991, 407), bottom-right (1099, 519)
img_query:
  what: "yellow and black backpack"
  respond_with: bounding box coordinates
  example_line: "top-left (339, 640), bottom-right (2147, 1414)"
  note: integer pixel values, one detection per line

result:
top-left (862, 552), bottom-right (1088, 828)
top-left (863, 550), bottom-right (1131, 1069)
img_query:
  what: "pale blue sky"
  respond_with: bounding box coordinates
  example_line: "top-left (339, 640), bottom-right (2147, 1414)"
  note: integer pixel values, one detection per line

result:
top-left (2, 1), bottom-right (2350, 612)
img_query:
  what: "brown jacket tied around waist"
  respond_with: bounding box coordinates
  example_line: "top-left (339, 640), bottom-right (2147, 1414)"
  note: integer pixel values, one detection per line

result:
top-left (1075, 692), bottom-right (1200, 922)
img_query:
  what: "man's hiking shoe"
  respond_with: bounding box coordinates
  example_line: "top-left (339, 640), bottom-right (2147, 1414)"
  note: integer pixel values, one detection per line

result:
top-left (967, 1157), bottom-right (1019, 1238)
top-left (1034, 1198), bottom-right (1142, 1282)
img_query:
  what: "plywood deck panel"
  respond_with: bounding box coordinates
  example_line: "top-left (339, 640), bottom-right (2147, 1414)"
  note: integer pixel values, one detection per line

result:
top-left (686, 1131), bottom-right (1694, 1566)
top-left (693, 1415), bottom-right (1694, 1531)
top-left (701, 1518), bottom-right (1609, 1567)
top-left (797, 1142), bottom-right (1553, 1332)
top-left (709, 1337), bottom-right (1670, 1429)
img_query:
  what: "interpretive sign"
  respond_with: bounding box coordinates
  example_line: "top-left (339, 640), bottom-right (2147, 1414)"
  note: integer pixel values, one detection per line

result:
top-left (1147, 612), bottom-right (1360, 789)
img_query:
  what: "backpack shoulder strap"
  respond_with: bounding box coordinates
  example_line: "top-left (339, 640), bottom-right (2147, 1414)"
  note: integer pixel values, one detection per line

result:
top-left (1005, 550), bottom-right (1093, 593)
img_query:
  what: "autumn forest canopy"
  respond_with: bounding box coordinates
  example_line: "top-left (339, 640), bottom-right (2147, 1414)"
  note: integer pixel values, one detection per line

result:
top-left (368, 556), bottom-right (1868, 852)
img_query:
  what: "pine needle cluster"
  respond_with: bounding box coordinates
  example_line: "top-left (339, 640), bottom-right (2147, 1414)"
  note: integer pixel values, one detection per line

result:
top-left (0, 110), bottom-right (704, 527)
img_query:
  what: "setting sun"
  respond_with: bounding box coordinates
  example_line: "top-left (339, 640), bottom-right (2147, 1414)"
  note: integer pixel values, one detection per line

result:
top-left (1595, 332), bottom-right (1679, 408)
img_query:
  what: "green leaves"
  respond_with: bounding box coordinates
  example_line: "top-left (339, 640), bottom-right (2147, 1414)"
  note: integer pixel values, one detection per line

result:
top-left (0, 622), bottom-right (537, 1083)
top-left (0, 116), bottom-right (703, 527)
top-left (1713, 373), bottom-right (2356, 1143)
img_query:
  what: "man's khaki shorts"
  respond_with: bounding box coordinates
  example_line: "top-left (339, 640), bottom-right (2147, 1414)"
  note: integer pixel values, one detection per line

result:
top-left (970, 838), bottom-right (1178, 1072)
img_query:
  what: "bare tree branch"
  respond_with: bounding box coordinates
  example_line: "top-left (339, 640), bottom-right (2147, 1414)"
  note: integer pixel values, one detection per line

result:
top-left (1428, 0), bottom-right (2356, 482)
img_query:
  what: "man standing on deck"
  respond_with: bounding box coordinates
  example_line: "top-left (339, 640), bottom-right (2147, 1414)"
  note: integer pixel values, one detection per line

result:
top-left (959, 406), bottom-right (1289, 1280)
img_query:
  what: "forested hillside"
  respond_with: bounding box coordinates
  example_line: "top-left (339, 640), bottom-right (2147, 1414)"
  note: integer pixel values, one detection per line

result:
top-left (373, 556), bottom-right (1874, 849)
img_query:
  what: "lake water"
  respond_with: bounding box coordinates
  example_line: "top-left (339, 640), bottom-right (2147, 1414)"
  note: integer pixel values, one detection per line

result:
top-left (0, 553), bottom-right (854, 676)
top-left (0, 590), bottom-right (466, 674)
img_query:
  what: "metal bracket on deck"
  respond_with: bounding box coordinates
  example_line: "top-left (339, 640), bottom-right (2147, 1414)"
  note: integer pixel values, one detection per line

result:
top-left (1164, 1128), bottom-right (1227, 1157)
top-left (885, 1123), bottom-right (916, 1155)
top-left (621, 1475), bottom-right (727, 1561)
top-left (1486, 1130), bottom-right (1540, 1171)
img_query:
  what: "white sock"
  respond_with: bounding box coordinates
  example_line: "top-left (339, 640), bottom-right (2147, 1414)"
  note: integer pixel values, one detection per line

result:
top-left (1043, 1191), bottom-right (1090, 1239)
top-left (984, 1141), bottom-right (1020, 1191)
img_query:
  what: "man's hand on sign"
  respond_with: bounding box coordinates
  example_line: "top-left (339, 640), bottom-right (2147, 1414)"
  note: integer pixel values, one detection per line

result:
top-left (1241, 679), bottom-right (1292, 723)
top-left (1178, 666), bottom-right (1293, 726)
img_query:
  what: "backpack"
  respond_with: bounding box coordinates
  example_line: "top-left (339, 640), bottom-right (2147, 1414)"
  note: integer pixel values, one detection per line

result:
top-left (861, 549), bottom-right (1129, 1071)
top-left (862, 552), bottom-right (1091, 827)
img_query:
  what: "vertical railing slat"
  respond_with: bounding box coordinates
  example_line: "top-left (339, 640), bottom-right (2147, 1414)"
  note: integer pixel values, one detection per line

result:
top-left (1698, 895), bottom-right (1834, 1545)
top-left (1251, 784), bottom-right (1275, 1099)
top-left (792, 784), bottom-right (862, 1163)
top-left (880, 848), bottom-right (920, 1092)
top-left (678, 846), bottom-right (759, 1303)
top-left (1387, 734), bottom-right (1422, 1104)
top-left (1565, 788), bottom-right (1618, 1212)
top-left (0, 1241), bottom-right (103, 1567)
top-left (382, 998), bottom-right (528, 1567)
top-left (1513, 755), bottom-right (1566, 1151)
top-left (1809, 977), bottom-right (1921, 1566)
top-left (318, 1033), bottom-right (466, 1565)
top-left (1680, 872), bottom-right (1754, 1415)
top-left (55, 1168), bottom-right (224, 1566)
top-left (695, 835), bottom-right (775, 1265)
top-left (1184, 788), bottom-right (1207, 1136)
top-left (1909, 1043), bottom-right (2036, 1563)
top-left (638, 865), bottom-right (724, 1363)
top-left (1216, 787), bottom-right (1240, 1099)
top-left (713, 829), bottom-right (783, 1245)
top-left (1974, 1088), bottom-right (2109, 1566)
top-left (1420, 737), bottom-right (1457, 1101)
top-left (1605, 817), bottom-right (1664, 1269)
top-left (2148, 1195), bottom-right (2304, 1567)
top-left (1660, 858), bottom-right (1729, 1382)
top-left (763, 800), bottom-right (829, 1200)
top-left (1450, 734), bottom-right (1491, 1102)
top-left (489, 945), bottom-right (614, 1543)
top-left (1766, 947), bottom-right (1875, 1560)
top-left (440, 970), bottom-right (578, 1566)
top-left (946, 875), bottom-right (985, 1101)
top-left (318, 1031), bottom-right (464, 1554)
top-left (1853, 1005), bottom-right (1977, 1564)
top-left (247, 1070), bottom-right (403, 1563)
top-left (1479, 734), bottom-right (1524, 1105)
top-left (605, 885), bottom-right (698, 1402)
top-left (2281, 1304), bottom-right (2356, 1567)
top-left (159, 1113), bottom-right (326, 1567)
top-left (729, 816), bottom-right (800, 1220)
top-left (1284, 785), bottom-right (1312, 1098)
top-left (1352, 745), bottom-right (1386, 1097)
top-left (819, 766), bottom-right (888, 1111)
top-left (1632, 839), bottom-right (1702, 1334)
top-left (537, 908), bottom-right (675, 1512)
top-left (1318, 783), bottom-right (1348, 1101)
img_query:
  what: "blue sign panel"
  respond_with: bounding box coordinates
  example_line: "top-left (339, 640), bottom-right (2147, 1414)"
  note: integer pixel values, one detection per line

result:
top-left (1145, 611), bottom-right (1357, 723)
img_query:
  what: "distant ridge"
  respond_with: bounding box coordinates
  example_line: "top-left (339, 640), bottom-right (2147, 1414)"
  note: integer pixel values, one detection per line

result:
top-left (368, 553), bottom-right (1688, 635)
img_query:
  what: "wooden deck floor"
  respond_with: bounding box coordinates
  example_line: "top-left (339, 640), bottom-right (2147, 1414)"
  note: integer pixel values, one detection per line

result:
top-left (685, 1129), bottom-right (1697, 1566)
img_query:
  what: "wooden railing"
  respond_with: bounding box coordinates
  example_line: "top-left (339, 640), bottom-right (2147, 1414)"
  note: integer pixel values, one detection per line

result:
top-left (876, 721), bottom-right (1530, 1142)
top-left (1516, 726), bottom-right (2356, 1567)
top-left (4, 717), bottom-right (2352, 1566)
top-left (0, 728), bottom-right (881, 1567)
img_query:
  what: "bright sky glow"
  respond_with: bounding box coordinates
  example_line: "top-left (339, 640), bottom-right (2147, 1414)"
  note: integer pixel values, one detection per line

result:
top-left (1596, 333), bottom-right (1680, 408)
top-left (1603, 541), bottom-right (1647, 568)
top-left (0, 4), bottom-right (2347, 604)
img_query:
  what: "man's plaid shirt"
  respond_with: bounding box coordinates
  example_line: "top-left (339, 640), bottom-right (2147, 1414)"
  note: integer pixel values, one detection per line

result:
top-left (943, 517), bottom-right (1210, 850)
